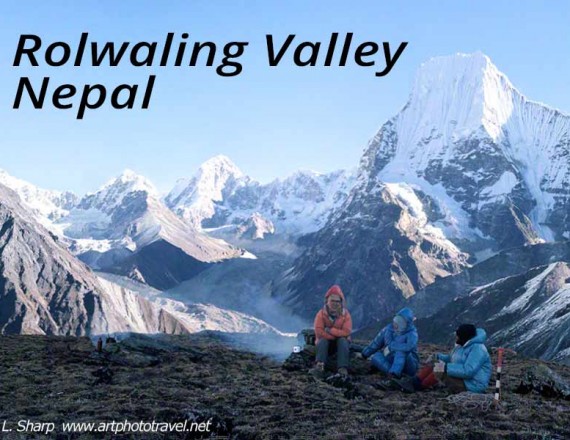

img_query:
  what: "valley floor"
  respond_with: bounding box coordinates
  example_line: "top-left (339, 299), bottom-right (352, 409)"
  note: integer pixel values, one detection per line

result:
top-left (0, 334), bottom-right (568, 439)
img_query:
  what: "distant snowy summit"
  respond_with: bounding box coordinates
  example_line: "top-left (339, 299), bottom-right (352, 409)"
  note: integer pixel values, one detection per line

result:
top-left (165, 155), bottom-right (245, 228)
top-left (59, 167), bottom-right (244, 289)
top-left (164, 155), bottom-right (357, 237)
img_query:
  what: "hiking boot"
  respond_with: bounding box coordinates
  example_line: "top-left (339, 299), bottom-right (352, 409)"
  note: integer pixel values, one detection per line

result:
top-left (338, 367), bottom-right (348, 376)
top-left (326, 372), bottom-right (352, 388)
top-left (374, 379), bottom-right (400, 391)
top-left (309, 363), bottom-right (325, 379)
top-left (392, 376), bottom-right (417, 393)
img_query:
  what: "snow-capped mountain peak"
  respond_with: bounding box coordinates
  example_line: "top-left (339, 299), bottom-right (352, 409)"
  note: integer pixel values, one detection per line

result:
top-left (77, 169), bottom-right (159, 215)
top-left (192, 155), bottom-right (245, 201)
top-left (401, 52), bottom-right (514, 151)
top-left (198, 155), bottom-right (244, 179)
top-left (165, 155), bottom-right (247, 228)
top-left (59, 169), bottom-right (162, 242)
top-left (101, 169), bottom-right (158, 196)
top-left (361, 52), bottom-right (570, 245)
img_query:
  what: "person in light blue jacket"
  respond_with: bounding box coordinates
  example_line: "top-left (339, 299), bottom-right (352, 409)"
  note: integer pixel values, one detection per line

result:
top-left (435, 324), bottom-right (492, 393)
top-left (361, 308), bottom-right (419, 378)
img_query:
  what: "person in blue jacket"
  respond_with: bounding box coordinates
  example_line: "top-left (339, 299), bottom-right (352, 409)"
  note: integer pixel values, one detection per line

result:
top-left (361, 307), bottom-right (419, 378)
top-left (396, 324), bottom-right (492, 393)
top-left (435, 324), bottom-right (492, 393)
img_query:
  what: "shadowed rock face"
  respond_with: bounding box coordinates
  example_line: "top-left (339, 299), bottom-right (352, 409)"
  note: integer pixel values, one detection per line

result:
top-left (0, 184), bottom-right (101, 335)
top-left (106, 239), bottom-right (211, 291)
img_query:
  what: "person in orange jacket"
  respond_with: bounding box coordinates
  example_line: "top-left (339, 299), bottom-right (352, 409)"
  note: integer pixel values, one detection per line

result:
top-left (310, 285), bottom-right (352, 377)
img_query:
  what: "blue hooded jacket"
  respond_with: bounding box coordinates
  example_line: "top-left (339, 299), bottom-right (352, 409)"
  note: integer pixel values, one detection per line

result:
top-left (362, 308), bottom-right (419, 373)
top-left (437, 328), bottom-right (492, 393)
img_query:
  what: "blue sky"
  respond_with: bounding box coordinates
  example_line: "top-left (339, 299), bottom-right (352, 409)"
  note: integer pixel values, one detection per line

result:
top-left (1, 1), bottom-right (568, 194)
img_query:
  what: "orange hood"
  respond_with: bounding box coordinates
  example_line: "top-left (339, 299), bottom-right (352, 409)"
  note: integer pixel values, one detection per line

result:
top-left (325, 285), bottom-right (345, 303)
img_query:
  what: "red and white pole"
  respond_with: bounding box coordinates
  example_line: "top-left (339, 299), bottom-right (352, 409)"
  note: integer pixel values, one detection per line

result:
top-left (494, 348), bottom-right (504, 403)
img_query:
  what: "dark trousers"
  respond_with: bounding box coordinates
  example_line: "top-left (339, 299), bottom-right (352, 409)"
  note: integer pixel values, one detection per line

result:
top-left (316, 338), bottom-right (350, 369)
top-left (442, 375), bottom-right (467, 394)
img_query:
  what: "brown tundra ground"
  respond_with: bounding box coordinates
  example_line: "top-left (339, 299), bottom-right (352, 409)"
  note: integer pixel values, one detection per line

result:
top-left (0, 333), bottom-right (568, 440)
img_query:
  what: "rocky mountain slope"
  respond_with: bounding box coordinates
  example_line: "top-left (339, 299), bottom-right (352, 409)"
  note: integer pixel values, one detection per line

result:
top-left (0, 182), bottom-right (185, 335)
top-left (344, 240), bottom-right (570, 364)
top-left (0, 334), bottom-right (568, 439)
top-left (408, 241), bottom-right (570, 319)
top-left (98, 273), bottom-right (286, 335)
top-left (416, 262), bottom-right (570, 365)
